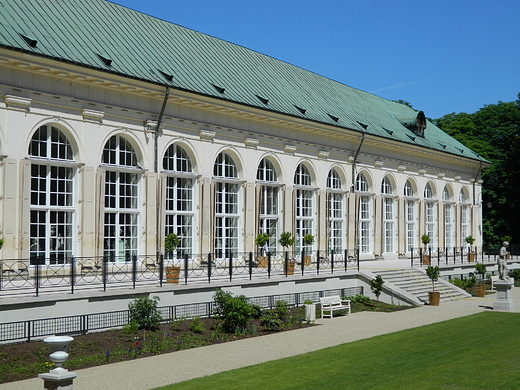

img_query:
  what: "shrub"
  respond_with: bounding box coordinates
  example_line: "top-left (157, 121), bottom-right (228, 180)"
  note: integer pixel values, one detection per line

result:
top-left (189, 317), bottom-right (205, 333)
top-left (508, 269), bottom-right (520, 280)
top-left (450, 276), bottom-right (476, 292)
top-left (212, 289), bottom-right (255, 333)
top-left (370, 275), bottom-right (384, 301)
top-left (260, 311), bottom-right (282, 331)
top-left (345, 294), bottom-right (371, 304)
top-left (128, 295), bottom-right (162, 330)
top-left (274, 300), bottom-right (289, 317)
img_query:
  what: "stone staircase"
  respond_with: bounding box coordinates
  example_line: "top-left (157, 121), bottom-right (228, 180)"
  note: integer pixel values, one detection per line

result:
top-left (374, 268), bottom-right (471, 304)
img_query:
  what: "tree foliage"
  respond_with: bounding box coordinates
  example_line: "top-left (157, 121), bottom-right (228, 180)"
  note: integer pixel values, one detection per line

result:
top-left (435, 93), bottom-right (520, 249)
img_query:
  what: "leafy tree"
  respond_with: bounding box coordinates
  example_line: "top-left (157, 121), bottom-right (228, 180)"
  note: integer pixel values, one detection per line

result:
top-left (436, 93), bottom-right (520, 250)
top-left (128, 295), bottom-right (162, 330)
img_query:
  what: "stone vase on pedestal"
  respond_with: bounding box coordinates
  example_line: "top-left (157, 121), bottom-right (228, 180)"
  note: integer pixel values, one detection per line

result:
top-left (39, 336), bottom-right (77, 390)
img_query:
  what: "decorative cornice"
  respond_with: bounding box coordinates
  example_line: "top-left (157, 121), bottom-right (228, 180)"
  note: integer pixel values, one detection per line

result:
top-left (318, 150), bottom-right (330, 159)
top-left (245, 138), bottom-right (259, 148)
top-left (199, 129), bottom-right (216, 141)
top-left (82, 109), bottom-right (104, 122)
top-left (284, 144), bottom-right (297, 154)
top-left (4, 95), bottom-right (31, 110)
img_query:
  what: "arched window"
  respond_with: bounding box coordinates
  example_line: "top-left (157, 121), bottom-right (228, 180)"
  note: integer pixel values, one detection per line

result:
top-left (163, 144), bottom-right (195, 256)
top-left (294, 164), bottom-right (314, 253)
top-left (356, 173), bottom-right (371, 254)
top-left (381, 177), bottom-right (395, 253)
top-left (404, 180), bottom-right (416, 251)
top-left (327, 169), bottom-right (344, 252)
top-left (459, 189), bottom-right (470, 246)
top-left (102, 135), bottom-right (140, 261)
top-left (424, 183), bottom-right (435, 248)
top-left (214, 153), bottom-right (240, 255)
top-left (443, 186), bottom-right (454, 248)
top-left (257, 158), bottom-right (279, 253)
top-left (29, 124), bottom-right (75, 264)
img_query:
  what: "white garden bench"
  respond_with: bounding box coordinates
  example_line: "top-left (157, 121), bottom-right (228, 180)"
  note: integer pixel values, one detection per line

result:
top-left (319, 295), bottom-right (351, 318)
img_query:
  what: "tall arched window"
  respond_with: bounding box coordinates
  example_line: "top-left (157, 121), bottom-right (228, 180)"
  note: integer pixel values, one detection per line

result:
top-left (443, 186), bottom-right (454, 248)
top-left (214, 152), bottom-right (240, 255)
top-left (404, 180), bottom-right (416, 251)
top-left (459, 189), bottom-right (470, 247)
top-left (327, 169), bottom-right (344, 252)
top-left (257, 158), bottom-right (279, 253)
top-left (102, 135), bottom-right (140, 261)
top-left (424, 183), bottom-right (435, 248)
top-left (163, 144), bottom-right (195, 256)
top-left (294, 164), bottom-right (314, 253)
top-left (381, 176), bottom-right (395, 253)
top-left (29, 124), bottom-right (75, 264)
top-left (356, 173), bottom-right (371, 254)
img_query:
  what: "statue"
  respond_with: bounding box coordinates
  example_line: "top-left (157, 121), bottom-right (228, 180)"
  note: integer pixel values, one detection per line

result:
top-left (498, 241), bottom-right (510, 281)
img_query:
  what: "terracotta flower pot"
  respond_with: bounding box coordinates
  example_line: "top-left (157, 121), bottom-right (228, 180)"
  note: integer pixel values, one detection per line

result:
top-left (475, 284), bottom-right (486, 297)
top-left (428, 291), bottom-right (440, 306)
top-left (165, 266), bottom-right (180, 284)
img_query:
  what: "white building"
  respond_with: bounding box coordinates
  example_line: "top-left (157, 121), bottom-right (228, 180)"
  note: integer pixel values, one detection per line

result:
top-left (0, 0), bottom-right (487, 268)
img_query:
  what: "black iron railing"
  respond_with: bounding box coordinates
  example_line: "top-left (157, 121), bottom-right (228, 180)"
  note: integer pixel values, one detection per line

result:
top-left (0, 249), bottom-right (359, 297)
top-left (410, 246), bottom-right (516, 267)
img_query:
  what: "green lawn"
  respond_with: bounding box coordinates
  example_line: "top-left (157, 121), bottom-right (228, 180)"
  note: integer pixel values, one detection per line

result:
top-left (154, 312), bottom-right (520, 390)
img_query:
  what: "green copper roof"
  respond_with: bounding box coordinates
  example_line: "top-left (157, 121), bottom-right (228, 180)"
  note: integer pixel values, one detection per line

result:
top-left (0, 0), bottom-right (484, 162)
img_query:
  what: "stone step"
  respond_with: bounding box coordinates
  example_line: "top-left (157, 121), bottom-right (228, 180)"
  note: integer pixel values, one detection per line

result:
top-left (374, 268), bottom-right (471, 304)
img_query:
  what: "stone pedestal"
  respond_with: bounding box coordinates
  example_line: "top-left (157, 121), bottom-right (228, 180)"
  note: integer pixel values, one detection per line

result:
top-left (493, 280), bottom-right (515, 312)
top-left (39, 368), bottom-right (77, 390)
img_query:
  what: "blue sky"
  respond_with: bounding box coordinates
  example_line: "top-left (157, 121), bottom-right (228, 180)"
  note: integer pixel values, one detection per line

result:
top-left (114, 0), bottom-right (520, 119)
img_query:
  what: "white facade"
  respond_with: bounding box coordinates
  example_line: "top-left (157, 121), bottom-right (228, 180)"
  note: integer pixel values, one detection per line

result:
top-left (0, 48), bottom-right (484, 266)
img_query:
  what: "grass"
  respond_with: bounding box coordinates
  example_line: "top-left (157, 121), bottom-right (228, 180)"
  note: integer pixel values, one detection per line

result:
top-left (153, 311), bottom-right (520, 390)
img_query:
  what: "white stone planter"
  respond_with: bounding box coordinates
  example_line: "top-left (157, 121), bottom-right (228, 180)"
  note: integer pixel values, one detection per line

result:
top-left (43, 336), bottom-right (74, 370)
top-left (304, 304), bottom-right (316, 322)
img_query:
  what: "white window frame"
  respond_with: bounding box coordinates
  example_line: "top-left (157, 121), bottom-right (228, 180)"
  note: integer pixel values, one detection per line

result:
top-left (214, 153), bottom-right (241, 256)
top-left (327, 169), bottom-right (344, 253)
top-left (424, 183), bottom-right (436, 249)
top-left (356, 173), bottom-right (372, 254)
top-left (102, 135), bottom-right (141, 262)
top-left (381, 177), bottom-right (395, 254)
top-left (29, 124), bottom-right (76, 265)
top-left (163, 144), bottom-right (196, 257)
top-left (257, 158), bottom-right (279, 253)
top-left (294, 164), bottom-right (314, 254)
top-left (404, 180), bottom-right (416, 251)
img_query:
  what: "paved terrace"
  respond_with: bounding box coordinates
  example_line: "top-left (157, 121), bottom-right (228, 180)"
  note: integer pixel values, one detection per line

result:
top-left (1, 273), bottom-right (519, 390)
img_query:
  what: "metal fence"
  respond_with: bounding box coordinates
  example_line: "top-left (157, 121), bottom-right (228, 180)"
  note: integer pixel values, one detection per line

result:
top-left (410, 246), bottom-right (517, 267)
top-left (0, 249), bottom-right (359, 297)
top-left (0, 286), bottom-right (363, 343)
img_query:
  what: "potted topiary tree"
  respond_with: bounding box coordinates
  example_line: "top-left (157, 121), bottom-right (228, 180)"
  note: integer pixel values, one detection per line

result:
top-left (302, 233), bottom-right (314, 266)
top-left (278, 232), bottom-right (295, 275)
top-left (164, 233), bottom-right (181, 284)
top-left (465, 235), bottom-right (476, 262)
top-left (475, 263), bottom-right (487, 297)
top-left (421, 234), bottom-right (431, 265)
top-left (255, 233), bottom-right (270, 268)
top-left (426, 265), bottom-right (441, 305)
